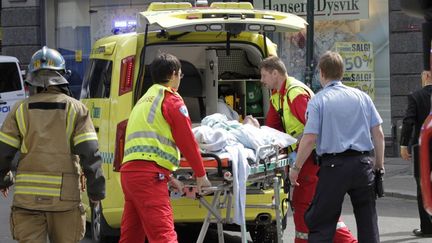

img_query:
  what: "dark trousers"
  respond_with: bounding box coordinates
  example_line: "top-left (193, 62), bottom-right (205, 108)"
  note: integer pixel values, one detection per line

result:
top-left (305, 154), bottom-right (379, 243)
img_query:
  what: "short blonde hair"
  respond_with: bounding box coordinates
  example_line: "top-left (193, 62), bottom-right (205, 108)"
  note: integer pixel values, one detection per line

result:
top-left (318, 51), bottom-right (344, 80)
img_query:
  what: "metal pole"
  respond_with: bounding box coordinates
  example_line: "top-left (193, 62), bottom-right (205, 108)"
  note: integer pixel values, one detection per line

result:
top-left (305, 0), bottom-right (315, 88)
top-left (273, 177), bottom-right (282, 243)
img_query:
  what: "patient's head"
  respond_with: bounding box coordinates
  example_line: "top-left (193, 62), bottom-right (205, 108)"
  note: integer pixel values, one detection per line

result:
top-left (243, 115), bottom-right (260, 128)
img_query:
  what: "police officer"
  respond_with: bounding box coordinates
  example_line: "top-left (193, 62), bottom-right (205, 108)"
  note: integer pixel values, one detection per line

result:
top-left (290, 51), bottom-right (385, 243)
top-left (119, 53), bottom-right (211, 243)
top-left (260, 56), bottom-right (356, 243)
top-left (0, 46), bottom-right (105, 243)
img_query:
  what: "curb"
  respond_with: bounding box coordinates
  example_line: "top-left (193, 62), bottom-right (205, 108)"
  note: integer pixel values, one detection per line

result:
top-left (384, 190), bottom-right (417, 200)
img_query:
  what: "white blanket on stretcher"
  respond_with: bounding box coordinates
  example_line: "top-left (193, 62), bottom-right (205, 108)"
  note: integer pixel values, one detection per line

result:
top-left (192, 113), bottom-right (297, 225)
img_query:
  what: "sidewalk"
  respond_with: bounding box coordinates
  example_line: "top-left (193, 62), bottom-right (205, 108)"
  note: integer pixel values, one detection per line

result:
top-left (384, 156), bottom-right (417, 200)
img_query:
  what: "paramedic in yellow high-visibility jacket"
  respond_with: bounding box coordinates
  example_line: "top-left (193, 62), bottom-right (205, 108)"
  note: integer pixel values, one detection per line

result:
top-left (119, 53), bottom-right (211, 243)
top-left (0, 46), bottom-right (105, 243)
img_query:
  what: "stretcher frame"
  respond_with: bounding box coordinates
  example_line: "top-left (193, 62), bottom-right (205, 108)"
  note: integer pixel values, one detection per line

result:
top-left (174, 144), bottom-right (293, 243)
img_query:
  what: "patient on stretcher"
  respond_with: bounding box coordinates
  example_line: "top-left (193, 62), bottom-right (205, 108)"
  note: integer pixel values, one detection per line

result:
top-left (192, 113), bottom-right (296, 162)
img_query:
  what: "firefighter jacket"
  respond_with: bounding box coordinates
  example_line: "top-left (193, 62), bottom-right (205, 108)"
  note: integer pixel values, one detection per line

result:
top-left (0, 86), bottom-right (105, 211)
top-left (270, 77), bottom-right (314, 150)
top-left (122, 84), bottom-right (181, 171)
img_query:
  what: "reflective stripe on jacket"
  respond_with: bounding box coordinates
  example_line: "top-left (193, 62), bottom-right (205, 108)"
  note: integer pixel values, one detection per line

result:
top-left (270, 77), bottom-right (314, 150)
top-left (122, 84), bottom-right (180, 171)
top-left (0, 87), bottom-right (99, 211)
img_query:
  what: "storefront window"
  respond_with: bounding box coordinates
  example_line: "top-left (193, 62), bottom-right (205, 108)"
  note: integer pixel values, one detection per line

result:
top-left (256, 0), bottom-right (391, 135)
top-left (53, 0), bottom-right (150, 98)
top-left (55, 0), bottom-right (91, 98)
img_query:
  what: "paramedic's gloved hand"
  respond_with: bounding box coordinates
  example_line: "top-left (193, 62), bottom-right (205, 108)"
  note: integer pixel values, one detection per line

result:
top-left (196, 175), bottom-right (211, 194)
top-left (169, 176), bottom-right (184, 193)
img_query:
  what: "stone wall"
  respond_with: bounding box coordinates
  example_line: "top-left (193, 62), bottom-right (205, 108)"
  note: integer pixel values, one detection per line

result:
top-left (1, 0), bottom-right (41, 69)
top-left (388, 0), bottom-right (424, 156)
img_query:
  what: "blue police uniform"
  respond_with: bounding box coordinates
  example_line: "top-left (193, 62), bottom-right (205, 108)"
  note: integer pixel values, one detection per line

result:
top-left (303, 81), bottom-right (382, 243)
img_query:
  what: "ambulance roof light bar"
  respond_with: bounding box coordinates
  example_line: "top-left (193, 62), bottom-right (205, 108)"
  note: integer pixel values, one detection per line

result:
top-left (210, 2), bottom-right (253, 10)
top-left (195, 0), bottom-right (208, 7)
top-left (147, 2), bottom-right (192, 11)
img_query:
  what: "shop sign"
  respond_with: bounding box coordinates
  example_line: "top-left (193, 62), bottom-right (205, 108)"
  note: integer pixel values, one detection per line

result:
top-left (335, 42), bottom-right (373, 72)
top-left (336, 41), bottom-right (375, 99)
top-left (254, 0), bottom-right (369, 20)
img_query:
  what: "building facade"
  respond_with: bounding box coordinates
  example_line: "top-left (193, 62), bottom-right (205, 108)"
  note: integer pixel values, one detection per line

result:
top-left (0, 0), bottom-right (424, 156)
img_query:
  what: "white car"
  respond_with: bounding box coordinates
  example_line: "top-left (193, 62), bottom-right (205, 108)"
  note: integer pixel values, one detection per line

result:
top-left (0, 56), bottom-right (26, 127)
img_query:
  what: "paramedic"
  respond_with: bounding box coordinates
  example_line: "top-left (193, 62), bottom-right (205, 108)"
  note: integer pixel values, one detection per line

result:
top-left (290, 51), bottom-right (384, 243)
top-left (0, 46), bottom-right (105, 243)
top-left (260, 55), bottom-right (356, 243)
top-left (119, 53), bottom-right (211, 243)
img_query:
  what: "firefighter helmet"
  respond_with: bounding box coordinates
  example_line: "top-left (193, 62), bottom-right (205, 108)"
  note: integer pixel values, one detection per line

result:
top-left (26, 46), bottom-right (69, 87)
top-left (28, 46), bottom-right (66, 73)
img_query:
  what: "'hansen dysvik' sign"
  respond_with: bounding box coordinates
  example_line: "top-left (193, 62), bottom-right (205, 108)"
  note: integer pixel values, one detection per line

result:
top-left (255, 0), bottom-right (369, 20)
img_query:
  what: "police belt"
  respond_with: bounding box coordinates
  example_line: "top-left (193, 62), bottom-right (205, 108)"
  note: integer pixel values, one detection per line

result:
top-left (318, 149), bottom-right (370, 161)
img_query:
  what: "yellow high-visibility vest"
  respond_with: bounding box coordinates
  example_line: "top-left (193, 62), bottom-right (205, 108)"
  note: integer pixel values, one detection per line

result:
top-left (270, 77), bottom-right (314, 150)
top-left (123, 84), bottom-right (180, 171)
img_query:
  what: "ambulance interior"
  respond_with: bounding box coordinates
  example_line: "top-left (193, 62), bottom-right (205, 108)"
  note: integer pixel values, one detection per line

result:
top-left (143, 44), bottom-right (270, 124)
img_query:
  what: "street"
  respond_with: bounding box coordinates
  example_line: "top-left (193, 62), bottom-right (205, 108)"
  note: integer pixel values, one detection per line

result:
top-left (1, 193), bottom-right (431, 243)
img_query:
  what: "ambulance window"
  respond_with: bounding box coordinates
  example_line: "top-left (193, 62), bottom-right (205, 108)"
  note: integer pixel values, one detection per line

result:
top-left (0, 63), bottom-right (22, 93)
top-left (82, 59), bottom-right (112, 98)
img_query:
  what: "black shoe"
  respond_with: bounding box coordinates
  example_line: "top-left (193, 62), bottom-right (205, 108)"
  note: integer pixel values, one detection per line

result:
top-left (412, 229), bottom-right (432, 237)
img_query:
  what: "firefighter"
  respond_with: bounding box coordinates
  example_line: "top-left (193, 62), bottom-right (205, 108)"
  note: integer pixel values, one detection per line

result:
top-left (0, 46), bottom-right (106, 243)
top-left (260, 56), bottom-right (356, 243)
top-left (119, 53), bottom-right (211, 243)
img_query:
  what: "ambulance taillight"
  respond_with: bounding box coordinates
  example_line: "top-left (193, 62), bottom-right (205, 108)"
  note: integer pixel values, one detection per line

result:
top-left (119, 56), bottom-right (135, 96)
top-left (114, 120), bottom-right (128, 172)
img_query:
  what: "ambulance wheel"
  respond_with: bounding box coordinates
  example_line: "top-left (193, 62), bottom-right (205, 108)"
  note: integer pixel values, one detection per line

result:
top-left (248, 223), bottom-right (278, 243)
top-left (90, 202), bottom-right (108, 243)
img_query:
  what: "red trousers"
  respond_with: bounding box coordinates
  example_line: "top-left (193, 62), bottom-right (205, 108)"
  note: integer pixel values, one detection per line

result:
top-left (119, 170), bottom-right (177, 243)
top-left (292, 157), bottom-right (357, 243)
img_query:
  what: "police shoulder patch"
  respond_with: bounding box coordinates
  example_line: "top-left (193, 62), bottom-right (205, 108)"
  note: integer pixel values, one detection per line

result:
top-left (179, 105), bottom-right (189, 117)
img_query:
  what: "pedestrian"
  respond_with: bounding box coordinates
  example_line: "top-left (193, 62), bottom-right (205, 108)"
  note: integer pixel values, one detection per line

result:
top-left (289, 51), bottom-right (385, 243)
top-left (400, 20), bottom-right (432, 237)
top-left (260, 55), bottom-right (356, 243)
top-left (119, 53), bottom-right (211, 243)
top-left (0, 46), bottom-right (106, 243)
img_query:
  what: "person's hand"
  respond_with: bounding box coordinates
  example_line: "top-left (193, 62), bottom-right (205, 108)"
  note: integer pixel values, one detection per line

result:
top-left (289, 166), bottom-right (300, 186)
top-left (400, 147), bottom-right (411, 161)
top-left (1, 188), bottom-right (9, 198)
top-left (90, 199), bottom-right (100, 206)
top-left (196, 175), bottom-right (211, 194)
top-left (169, 177), bottom-right (184, 193)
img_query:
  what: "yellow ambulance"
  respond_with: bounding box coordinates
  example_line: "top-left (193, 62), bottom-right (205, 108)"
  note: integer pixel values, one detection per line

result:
top-left (81, 2), bottom-right (306, 242)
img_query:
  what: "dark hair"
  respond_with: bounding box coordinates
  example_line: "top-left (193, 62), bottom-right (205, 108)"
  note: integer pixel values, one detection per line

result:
top-left (259, 56), bottom-right (287, 75)
top-left (318, 51), bottom-right (344, 80)
top-left (150, 53), bottom-right (181, 84)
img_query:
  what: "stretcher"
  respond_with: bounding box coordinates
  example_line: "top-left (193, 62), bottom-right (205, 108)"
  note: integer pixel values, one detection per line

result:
top-left (172, 144), bottom-right (294, 243)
